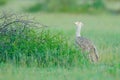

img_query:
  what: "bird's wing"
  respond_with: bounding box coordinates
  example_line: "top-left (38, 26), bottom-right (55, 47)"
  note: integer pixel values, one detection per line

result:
top-left (76, 37), bottom-right (93, 51)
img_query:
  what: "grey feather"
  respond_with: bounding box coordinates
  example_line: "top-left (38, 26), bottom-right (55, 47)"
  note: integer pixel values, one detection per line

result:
top-left (76, 36), bottom-right (99, 62)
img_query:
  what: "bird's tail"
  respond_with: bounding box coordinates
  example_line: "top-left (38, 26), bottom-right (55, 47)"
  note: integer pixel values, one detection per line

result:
top-left (93, 46), bottom-right (99, 61)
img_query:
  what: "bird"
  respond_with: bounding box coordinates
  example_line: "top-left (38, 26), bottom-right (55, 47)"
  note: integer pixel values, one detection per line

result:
top-left (74, 21), bottom-right (99, 62)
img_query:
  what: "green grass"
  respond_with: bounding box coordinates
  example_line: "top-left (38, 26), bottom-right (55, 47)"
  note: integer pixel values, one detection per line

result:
top-left (0, 63), bottom-right (120, 80)
top-left (0, 13), bottom-right (120, 80)
top-left (0, 0), bottom-right (120, 79)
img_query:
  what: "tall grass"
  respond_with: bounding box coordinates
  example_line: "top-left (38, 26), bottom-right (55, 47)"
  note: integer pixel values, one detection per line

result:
top-left (0, 12), bottom-right (120, 80)
top-left (0, 28), bottom-right (90, 67)
top-left (0, 12), bottom-right (90, 67)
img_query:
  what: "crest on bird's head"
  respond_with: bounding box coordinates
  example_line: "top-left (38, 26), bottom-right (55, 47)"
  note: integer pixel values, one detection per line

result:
top-left (74, 21), bottom-right (83, 27)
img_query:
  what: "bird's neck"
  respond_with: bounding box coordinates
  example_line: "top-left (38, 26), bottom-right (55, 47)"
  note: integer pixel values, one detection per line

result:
top-left (76, 26), bottom-right (81, 37)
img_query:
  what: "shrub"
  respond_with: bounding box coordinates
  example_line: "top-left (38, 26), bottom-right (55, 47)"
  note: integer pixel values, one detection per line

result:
top-left (25, 0), bottom-right (105, 13)
top-left (0, 0), bottom-right (7, 6)
top-left (0, 11), bottom-right (89, 67)
top-left (92, 0), bottom-right (105, 9)
top-left (25, 3), bottom-right (43, 12)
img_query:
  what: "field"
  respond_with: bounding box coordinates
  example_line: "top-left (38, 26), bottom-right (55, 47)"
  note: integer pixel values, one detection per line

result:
top-left (0, 13), bottom-right (120, 80)
top-left (0, 0), bottom-right (120, 80)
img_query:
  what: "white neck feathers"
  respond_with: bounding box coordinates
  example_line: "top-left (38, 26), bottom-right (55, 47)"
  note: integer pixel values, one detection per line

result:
top-left (75, 21), bottom-right (83, 37)
top-left (76, 25), bottom-right (81, 37)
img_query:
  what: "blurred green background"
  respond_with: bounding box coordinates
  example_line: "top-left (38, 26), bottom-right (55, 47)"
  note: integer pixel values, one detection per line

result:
top-left (0, 0), bottom-right (120, 80)
top-left (0, 0), bottom-right (120, 14)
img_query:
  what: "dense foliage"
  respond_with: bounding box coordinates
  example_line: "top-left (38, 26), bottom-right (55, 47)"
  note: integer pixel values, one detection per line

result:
top-left (0, 12), bottom-right (89, 67)
top-left (0, 0), bottom-right (7, 5)
top-left (26, 0), bottom-right (105, 13)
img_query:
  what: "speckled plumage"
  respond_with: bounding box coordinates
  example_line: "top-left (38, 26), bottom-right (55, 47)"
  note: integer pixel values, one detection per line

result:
top-left (76, 36), bottom-right (99, 62)
top-left (75, 21), bottom-right (99, 62)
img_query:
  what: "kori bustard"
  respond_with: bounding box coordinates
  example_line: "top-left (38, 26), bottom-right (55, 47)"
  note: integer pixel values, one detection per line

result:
top-left (75, 21), bottom-right (99, 62)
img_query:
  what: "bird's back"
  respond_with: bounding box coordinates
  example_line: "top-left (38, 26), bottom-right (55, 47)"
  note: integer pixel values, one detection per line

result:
top-left (76, 37), bottom-right (94, 52)
top-left (76, 36), bottom-right (99, 62)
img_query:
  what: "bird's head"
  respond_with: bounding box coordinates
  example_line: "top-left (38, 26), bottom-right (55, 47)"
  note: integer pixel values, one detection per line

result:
top-left (74, 21), bottom-right (83, 27)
